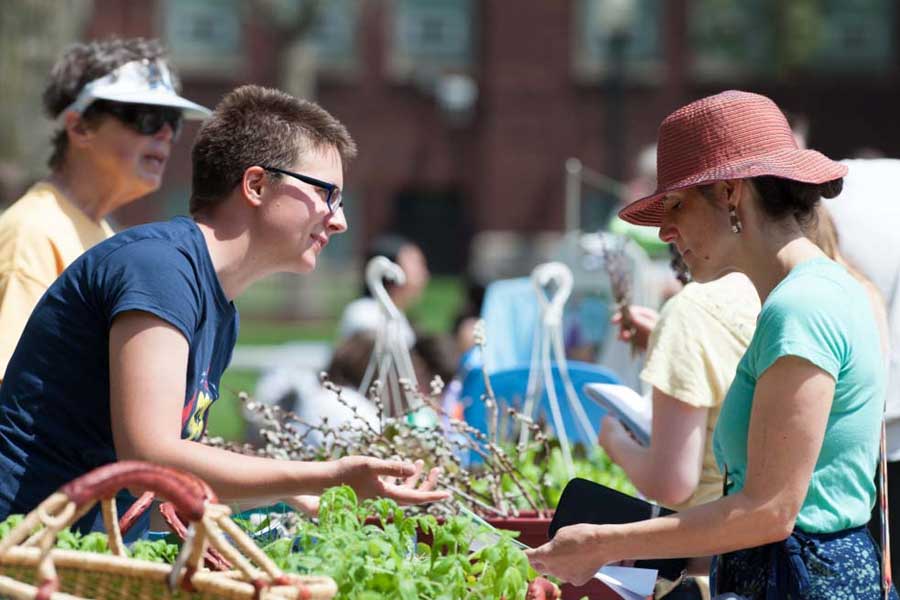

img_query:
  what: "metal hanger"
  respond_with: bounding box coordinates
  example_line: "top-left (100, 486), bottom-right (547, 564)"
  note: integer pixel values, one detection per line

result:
top-left (358, 256), bottom-right (419, 417)
top-left (519, 261), bottom-right (597, 478)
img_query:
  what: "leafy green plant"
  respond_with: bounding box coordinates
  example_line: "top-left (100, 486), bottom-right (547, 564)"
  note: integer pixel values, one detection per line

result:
top-left (509, 443), bottom-right (636, 508)
top-left (253, 486), bottom-right (539, 599)
top-left (0, 495), bottom-right (559, 599)
top-left (0, 514), bottom-right (180, 563)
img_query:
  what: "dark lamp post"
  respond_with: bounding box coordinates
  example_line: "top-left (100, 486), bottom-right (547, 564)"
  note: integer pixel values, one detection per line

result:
top-left (599, 0), bottom-right (636, 181)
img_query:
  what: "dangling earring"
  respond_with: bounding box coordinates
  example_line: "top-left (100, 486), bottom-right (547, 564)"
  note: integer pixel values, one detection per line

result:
top-left (729, 205), bottom-right (743, 234)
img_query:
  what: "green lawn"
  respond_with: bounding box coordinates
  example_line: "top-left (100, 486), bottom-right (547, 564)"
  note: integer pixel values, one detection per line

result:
top-left (206, 369), bottom-right (259, 441)
top-left (407, 276), bottom-right (464, 335)
top-left (204, 276), bottom-right (464, 442)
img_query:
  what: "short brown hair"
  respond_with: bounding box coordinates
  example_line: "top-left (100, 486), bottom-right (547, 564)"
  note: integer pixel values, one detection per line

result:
top-left (189, 85), bottom-right (357, 214)
top-left (44, 37), bottom-right (173, 170)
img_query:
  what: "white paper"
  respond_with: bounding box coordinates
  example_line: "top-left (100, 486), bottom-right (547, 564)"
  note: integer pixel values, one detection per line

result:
top-left (584, 383), bottom-right (653, 446)
top-left (595, 565), bottom-right (657, 600)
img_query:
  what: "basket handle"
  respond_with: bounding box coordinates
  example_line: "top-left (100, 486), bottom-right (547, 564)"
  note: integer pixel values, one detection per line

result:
top-left (158, 501), bottom-right (232, 571)
top-left (117, 490), bottom-right (156, 535)
top-left (0, 462), bottom-right (220, 600)
top-left (0, 462), bottom-right (338, 599)
top-left (61, 461), bottom-right (217, 523)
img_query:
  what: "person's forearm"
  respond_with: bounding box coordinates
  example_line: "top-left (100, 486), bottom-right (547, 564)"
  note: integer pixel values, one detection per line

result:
top-left (597, 491), bottom-right (793, 562)
top-left (124, 439), bottom-right (339, 503)
top-left (601, 399), bottom-right (706, 506)
top-left (604, 430), bottom-right (658, 496)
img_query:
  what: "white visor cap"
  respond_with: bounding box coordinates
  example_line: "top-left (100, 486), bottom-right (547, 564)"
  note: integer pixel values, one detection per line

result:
top-left (59, 58), bottom-right (212, 121)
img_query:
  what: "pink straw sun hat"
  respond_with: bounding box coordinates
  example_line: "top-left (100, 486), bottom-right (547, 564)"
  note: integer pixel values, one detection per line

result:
top-left (618, 90), bottom-right (847, 227)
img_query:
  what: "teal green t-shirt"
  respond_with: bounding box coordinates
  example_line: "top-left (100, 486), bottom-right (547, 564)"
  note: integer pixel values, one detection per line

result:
top-left (713, 258), bottom-right (885, 533)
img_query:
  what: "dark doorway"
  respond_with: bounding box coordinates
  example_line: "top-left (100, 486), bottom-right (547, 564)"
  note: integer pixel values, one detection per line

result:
top-left (390, 186), bottom-right (470, 275)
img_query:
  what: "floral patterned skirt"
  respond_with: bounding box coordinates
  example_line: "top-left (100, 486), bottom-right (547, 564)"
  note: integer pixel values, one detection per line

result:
top-left (710, 525), bottom-right (897, 600)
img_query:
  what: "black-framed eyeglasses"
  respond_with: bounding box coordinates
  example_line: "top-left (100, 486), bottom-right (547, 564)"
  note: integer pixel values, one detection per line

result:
top-left (85, 99), bottom-right (183, 138)
top-left (261, 165), bottom-right (343, 213)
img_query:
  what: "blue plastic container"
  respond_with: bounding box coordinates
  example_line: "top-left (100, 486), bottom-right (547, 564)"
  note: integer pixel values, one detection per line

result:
top-left (460, 361), bottom-right (619, 453)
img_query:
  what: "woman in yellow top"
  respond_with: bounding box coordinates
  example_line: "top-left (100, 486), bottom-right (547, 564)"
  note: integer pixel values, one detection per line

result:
top-left (601, 270), bottom-right (759, 600)
top-left (603, 273), bottom-right (758, 511)
top-left (0, 37), bottom-right (210, 380)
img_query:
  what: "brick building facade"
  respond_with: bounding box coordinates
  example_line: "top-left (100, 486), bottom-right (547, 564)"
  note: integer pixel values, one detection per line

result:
top-left (80, 0), bottom-right (900, 274)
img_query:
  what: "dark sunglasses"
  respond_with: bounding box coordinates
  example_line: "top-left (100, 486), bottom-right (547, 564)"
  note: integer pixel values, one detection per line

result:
top-left (261, 166), bottom-right (343, 213)
top-left (85, 100), bottom-right (183, 138)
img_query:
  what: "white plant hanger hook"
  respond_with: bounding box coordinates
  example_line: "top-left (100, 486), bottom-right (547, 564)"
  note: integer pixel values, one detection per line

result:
top-left (519, 262), bottom-right (597, 479)
top-left (365, 256), bottom-right (406, 321)
top-left (531, 262), bottom-right (573, 327)
top-left (359, 256), bottom-right (418, 418)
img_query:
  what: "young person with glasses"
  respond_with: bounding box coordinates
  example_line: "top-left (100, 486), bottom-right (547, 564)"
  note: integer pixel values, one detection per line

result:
top-left (0, 37), bottom-right (211, 382)
top-left (0, 85), bottom-right (449, 537)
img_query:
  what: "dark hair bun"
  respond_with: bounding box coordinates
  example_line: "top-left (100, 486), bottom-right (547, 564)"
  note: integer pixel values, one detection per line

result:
top-left (818, 178), bottom-right (843, 200)
top-left (785, 179), bottom-right (821, 214)
top-left (752, 175), bottom-right (842, 226)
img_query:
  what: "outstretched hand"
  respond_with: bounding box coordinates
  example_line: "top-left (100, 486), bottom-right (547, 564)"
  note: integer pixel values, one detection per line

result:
top-left (287, 456), bottom-right (449, 515)
top-left (285, 494), bottom-right (321, 516)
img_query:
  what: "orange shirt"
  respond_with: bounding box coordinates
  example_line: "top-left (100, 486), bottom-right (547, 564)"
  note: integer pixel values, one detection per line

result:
top-left (0, 182), bottom-right (114, 380)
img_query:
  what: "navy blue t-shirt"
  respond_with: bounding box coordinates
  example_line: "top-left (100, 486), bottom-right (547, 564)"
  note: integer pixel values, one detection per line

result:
top-left (0, 217), bottom-right (238, 521)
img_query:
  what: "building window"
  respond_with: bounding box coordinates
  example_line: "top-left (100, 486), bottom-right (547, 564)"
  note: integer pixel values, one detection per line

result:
top-left (688, 0), bottom-right (775, 80)
top-left (305, 0), bottom-right (361, 77)
top-left (688, 0), bottom-right (893, 80)
top-left (571, 0), bottom-right (664, 84)
top-left (388, 0), bottom-right (476, 80)
top-left (164, 0), bottom-right (243, 75)
top-left (799, 0), bottom-right (893, 74)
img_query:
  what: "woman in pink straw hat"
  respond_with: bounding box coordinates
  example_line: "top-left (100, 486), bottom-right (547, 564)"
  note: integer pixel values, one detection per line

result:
top-left (526, 90), bottom-right (895, 599)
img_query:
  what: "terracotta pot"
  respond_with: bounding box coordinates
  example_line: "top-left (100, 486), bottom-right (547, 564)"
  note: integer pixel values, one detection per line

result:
top-left (559, 580), bottom-right (626, 600)
top-left (485, 511), bottom-right (552, 548)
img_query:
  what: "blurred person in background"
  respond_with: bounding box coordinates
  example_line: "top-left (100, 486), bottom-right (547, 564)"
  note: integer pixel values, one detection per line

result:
top-left (337, 233), bottom-right (430, 347)
top-left (253, 329), bottom-right (456, 448)
top-left (527, 91), bottom-right (894, 598)
top-left (609, 143), bottom-right (667, 259)
top-left (0, 37), bottom-right (211, 382)
top-left (808, 203), bottom-right (889, 353)
top-left (450, 278), bottom-right (486, 358)
top-left (823, 158), bottom-right (900, 577)
top-left (251, 331), bottom-right (380, 450)
top-left (609, 144), bottom-right (683, 305)
top-left (0, 85), bottom-right (447, 537)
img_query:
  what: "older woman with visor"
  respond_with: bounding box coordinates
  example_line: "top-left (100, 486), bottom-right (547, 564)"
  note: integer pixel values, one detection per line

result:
top-left (0, 37), bottom-right (210, 381)
top-left (526, 91), bottom-right (895, 599)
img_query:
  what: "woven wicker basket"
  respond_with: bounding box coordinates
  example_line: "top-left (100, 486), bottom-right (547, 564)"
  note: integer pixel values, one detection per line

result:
top-left (0, 461), bottom-right (337, 599)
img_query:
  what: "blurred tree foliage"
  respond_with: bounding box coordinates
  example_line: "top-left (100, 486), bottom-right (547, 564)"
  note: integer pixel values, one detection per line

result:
top-left (251, 0), bottom-right (326, 97)
top-left (0, 1), bottom-right (91, 203)
top-left (690, 0), bottom-right (829, 76)
top-left (775, 0), bottom-right (826, 73)
top-left (0, 1), bottom-right (91, 205)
